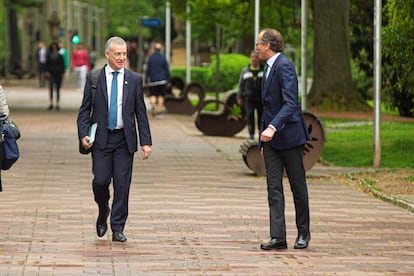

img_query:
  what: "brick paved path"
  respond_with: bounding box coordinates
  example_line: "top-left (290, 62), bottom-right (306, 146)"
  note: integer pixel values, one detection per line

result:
top-left (0, 87), bottom-right (413, 275)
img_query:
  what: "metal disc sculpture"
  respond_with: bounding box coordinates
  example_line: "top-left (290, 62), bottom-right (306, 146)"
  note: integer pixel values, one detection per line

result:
top-left (194, 90), bottom-right (247, 137)
top-left (239, 111), bottom-right (326, 175)
top-left (164, 77), bottom-right (205, 115)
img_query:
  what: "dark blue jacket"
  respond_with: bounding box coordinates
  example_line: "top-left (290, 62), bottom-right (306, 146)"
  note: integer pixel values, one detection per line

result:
top-left (77, 65), bottom-right (152, 154)
top-left (145, 51), bottom-right (170, 85)
top-left (260, 53), bottom-right (309, 150)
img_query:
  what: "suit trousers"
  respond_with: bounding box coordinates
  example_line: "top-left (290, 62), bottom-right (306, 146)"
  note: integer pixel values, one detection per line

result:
top-left (92, 129), bottom-right (134, 233)
top-left (262, 143), bottom-right (310, 239)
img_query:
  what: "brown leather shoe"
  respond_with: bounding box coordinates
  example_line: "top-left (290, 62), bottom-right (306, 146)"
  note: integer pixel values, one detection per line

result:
top-left (260, 238), bottom-right (288, 250)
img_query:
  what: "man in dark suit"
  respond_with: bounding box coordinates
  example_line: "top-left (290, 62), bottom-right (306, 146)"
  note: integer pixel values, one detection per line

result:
top-left (77, 37), bottom-right (152, 242)
top-left (255, 28), bottom-right (311, 250)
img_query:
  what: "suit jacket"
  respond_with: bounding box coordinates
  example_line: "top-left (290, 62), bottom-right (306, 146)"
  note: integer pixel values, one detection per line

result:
top-left (77, 65), bottom-right (152, 154)
top-left (260, 53), bottom-right (309, 150)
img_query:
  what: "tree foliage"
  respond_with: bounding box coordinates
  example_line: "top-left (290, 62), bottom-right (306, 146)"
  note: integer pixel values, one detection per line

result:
top-left (105, 0), bottom-right (157, 41)
top-left (171, 0), bottom-right (301, 54)
top-left (382, 0), bottom-right (414, 117)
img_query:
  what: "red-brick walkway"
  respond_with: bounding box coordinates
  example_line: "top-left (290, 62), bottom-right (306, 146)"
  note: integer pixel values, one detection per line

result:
top-left (0, 84), bottom-right (413, 275)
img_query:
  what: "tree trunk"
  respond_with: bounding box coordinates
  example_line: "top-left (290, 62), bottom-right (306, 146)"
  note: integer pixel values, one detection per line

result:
top-left (7, 3), bottom-right (23, 78)
top-left (308, 0), bottom-right (369, 111)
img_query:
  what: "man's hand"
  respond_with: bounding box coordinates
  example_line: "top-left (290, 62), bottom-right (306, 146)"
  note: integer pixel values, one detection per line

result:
top-left (81, 136), bottom-right (92, 150)
top-left (141, 145), bottom-right (152, 160)
top-left (260, 127), bottom-right (276, 143)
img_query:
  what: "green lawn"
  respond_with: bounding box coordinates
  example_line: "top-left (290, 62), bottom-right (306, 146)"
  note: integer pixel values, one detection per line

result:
top-left (321, 120), bottom-right (414, 168)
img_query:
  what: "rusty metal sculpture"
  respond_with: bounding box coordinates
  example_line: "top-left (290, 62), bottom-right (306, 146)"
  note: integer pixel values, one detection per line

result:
top-left (194, 90), bottom-right (247, 137)
top-left (164, 77), bottom-right (205, 115)
top-left (239, 111), bottom-right (326, 175)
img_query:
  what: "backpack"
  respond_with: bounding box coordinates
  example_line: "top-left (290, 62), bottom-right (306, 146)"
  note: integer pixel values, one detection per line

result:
top-left (79, 69), bottom-right (101, 154)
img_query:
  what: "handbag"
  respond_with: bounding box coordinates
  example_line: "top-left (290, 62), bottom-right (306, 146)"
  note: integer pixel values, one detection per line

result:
top-left (0, 122), bottom-right (20, 170)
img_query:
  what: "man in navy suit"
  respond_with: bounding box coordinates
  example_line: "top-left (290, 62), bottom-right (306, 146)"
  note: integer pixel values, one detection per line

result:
top-left (255, 28), bottom-right (311, 250)
top-left (77, 37), bottom-right (152, 242)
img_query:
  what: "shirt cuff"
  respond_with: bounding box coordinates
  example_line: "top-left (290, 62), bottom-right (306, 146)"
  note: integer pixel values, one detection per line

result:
top-left (268, 124), bottom-right (277, 131)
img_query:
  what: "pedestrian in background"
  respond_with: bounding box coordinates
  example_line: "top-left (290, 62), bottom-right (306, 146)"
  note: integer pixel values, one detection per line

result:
top-left (70, 42), bottom-right (90, 92)
top-left (127, 42), bottom-right (139, 72)
top-left (255, 28), bottom-right (311, 251)
top-left (145, 42), bottom-right (170, 118)
top-left (0, 84), bottom-right (10, 192)
top-left (0, 85), bottom-right (9, 122)
top-left (45, 42), bottom-right (65, 110)
top-left (77, 36), bottom-right (152, 243)
top-left (237, 50), bottom-right (264, 140)
top-left (36, 41), bottom-right (47, 87)
top-left (89, 46), bottom-right (97, 70)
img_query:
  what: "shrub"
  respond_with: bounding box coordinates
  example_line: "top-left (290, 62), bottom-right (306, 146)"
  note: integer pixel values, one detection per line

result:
top-left (207, 53), bottom-right (249, 91)
top-left (170, 66), bottom-right (210, 89)
top-left (170, 53), bottom-right (249, 92)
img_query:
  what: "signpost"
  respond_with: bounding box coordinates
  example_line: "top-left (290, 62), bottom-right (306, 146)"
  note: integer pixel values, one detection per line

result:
top-left (141, 18), bottom-right (161, 28)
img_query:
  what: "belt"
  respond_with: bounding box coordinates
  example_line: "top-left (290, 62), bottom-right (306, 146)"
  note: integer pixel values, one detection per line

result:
top-left (108, 128), bottom-right (123, 133)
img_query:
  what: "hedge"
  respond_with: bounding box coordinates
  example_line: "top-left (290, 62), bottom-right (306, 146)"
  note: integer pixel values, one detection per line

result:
top-left (170, 53), bottom-right (249, 92)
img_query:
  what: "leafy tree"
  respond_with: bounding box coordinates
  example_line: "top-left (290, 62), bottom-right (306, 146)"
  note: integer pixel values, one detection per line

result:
top-left (106, 0), bottom-right (156, 41)
top-left (0, 4), bottom-right (5, 70)
top-left (382, 0), bottom-right (414, 117)
top-left (349, 0), bottom-right (374, 100)
top-left (308, 0), bottom-right (369, 111)
top-left (171, 0), bottom-right (301, 55)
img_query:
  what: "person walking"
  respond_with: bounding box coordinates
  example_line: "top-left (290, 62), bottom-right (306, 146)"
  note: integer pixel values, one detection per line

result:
top-left (70, 42), bottom-right (90, 91)
top-left (237, 50), bottom-right (264, 140)
top-left (77, 36), bottom-right (152, 243)
top-left (255, 28), bottom-right (311, 250)
top-left (145, 42), bottom-right (170, 118)
top-left (127, 42), bottom-right (139, 72)
top-left (89, 46), bottom-right (97, 70)
top-left (0, 84), bottom-right (10, 192)
top-left (45, 42), bottom-right (65, 110)
top-left (36, 42), bottom-right (47, 87)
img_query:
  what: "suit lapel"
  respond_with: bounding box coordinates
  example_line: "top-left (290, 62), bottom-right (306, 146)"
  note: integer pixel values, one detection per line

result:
top-left (97, 69), bottom-right (109, 106)
top-left (263, 54), bottom-right (283, 98)
top-left (122, 69), bottom-right (130, 106)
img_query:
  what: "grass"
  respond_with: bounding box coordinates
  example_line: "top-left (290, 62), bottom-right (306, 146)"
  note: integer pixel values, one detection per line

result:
top-left (321, 120), bottom-right (414, 168)
top-left (366, 100), bottom-right (400, 116)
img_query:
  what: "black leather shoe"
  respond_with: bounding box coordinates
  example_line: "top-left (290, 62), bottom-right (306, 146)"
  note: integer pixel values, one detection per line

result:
top-left (294, 234), bottom-right (310, 249)
top-left (260, 238), bottom-right (288, 250)
top-left (96, 206), bottom-right (110, 237)
top-left (112, 232), bottom-right (127, 242)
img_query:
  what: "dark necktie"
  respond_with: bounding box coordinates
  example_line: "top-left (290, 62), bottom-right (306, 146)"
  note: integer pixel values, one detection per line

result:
top-left (108, 71), bottom-right (119, 129)
top-left (263, 63), bottom-right (268, 84)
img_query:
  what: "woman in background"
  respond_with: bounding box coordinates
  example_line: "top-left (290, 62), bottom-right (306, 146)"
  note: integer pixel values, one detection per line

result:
top-left (45, 42), bottom-right (65, 110)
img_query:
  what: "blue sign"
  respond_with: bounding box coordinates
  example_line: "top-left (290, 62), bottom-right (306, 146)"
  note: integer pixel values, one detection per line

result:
top-left (141, 18), bottom-right (162, 28)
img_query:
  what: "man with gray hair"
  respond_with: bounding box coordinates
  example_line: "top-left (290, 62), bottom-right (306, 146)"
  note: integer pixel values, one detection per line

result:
top-left (77, 36), bottom-right (152, 242)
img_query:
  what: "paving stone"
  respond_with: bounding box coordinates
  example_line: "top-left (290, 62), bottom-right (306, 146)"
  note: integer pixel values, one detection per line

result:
top-left (0, 85), bottom-right (412, 275)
